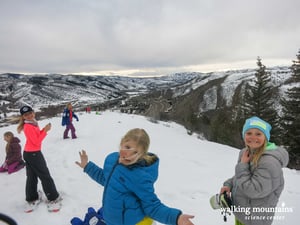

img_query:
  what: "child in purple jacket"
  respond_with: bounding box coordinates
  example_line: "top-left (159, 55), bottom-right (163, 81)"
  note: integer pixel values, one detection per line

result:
top-left (0, 131), bottom-right (25, 174)
top-left (62, 103), bottom-right (79, 139)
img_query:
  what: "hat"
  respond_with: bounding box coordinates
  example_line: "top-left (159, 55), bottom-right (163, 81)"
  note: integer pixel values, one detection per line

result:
top-left (242, 116), bottom-right (272, 141)
top-left (20, 106), bottom-right (33, 115)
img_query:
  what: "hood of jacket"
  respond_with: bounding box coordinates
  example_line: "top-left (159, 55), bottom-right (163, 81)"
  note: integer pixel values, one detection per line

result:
top-left (11, 137), bottom-right (21, 144)
top-left (264, 142), bottom-right (289, 168)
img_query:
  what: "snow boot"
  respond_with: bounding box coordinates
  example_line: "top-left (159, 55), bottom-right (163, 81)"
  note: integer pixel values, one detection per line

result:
top-left (47, 195), bottom-right (63, 212)
top-left (24, 191), bottom-right (42, 213)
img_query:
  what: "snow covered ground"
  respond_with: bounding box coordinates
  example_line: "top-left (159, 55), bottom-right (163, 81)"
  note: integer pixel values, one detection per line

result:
top-left (0, 111), bottom-right (299, 225)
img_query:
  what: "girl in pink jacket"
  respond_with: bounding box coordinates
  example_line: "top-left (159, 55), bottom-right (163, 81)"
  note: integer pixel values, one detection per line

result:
top-left (17, 106), bottom-right (62, 213)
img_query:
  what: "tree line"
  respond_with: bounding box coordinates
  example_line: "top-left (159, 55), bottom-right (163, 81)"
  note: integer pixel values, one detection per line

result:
top-left (238, 49), bottom-right (300, 169)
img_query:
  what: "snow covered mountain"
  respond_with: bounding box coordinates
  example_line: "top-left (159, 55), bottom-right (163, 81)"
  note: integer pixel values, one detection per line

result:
top-left (0, 66), bottom-right (291, 113)
top-left (0, 72), bottom-right (199, 109)
top-left (0, 66), bottom-right (293, 148)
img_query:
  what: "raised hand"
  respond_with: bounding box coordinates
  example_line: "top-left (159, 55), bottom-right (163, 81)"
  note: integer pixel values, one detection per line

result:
top-left (75, 150), bottom-right (89, 168)
top-left (241, 149), bottom-right (251, 163)
top-left (43, 123), bottom-right (51, 132)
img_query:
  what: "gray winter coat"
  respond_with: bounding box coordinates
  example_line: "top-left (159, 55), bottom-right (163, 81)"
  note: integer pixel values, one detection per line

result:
top-left (223, 143), bottom-right (289, 225)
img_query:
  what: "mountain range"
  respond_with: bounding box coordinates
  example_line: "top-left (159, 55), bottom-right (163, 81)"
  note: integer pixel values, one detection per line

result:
top-left (0, 66), bottom-right (293, 147)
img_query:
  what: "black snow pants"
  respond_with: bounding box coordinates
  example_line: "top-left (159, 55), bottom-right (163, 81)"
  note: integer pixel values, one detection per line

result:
top-left (23, 151), bottom-right (59, 202)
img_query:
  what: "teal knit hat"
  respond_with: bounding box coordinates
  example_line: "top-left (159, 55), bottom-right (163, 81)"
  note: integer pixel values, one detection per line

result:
top-left (242, 116), bottom-right (272, 141)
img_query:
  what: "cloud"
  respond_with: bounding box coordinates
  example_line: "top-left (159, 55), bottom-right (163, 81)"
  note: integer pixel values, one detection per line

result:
top-left (0, 0), bottom-right (299, 75)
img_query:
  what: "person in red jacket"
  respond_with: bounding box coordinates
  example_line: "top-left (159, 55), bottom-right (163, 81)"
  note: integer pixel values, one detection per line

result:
top-left (17, 106), bottom-right (62, 213)
top-left (0, 131), bottom-right (25, 174)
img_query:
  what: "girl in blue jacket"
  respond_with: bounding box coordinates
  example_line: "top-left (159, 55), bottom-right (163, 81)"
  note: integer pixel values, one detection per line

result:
top-left (76, 128), bottom-right (194, 225)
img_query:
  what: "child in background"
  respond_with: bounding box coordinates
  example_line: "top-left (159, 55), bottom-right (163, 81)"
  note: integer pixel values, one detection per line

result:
top-left (75, 128), bottom-right (195, 225)
top-left (17, 105), bottom-right (62, 213)
top-left (62, 103), bottom-right (79, 139)
top-left (0, 131), bottom-right (25, 174)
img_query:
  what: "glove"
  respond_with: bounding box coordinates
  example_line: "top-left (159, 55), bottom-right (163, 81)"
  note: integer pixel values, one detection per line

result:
top-left (70, 217), bottom-right (83, 225)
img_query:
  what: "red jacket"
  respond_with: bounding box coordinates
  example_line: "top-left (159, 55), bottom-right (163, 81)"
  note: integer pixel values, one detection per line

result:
top-left (23, 121), bottom-right (47, 152)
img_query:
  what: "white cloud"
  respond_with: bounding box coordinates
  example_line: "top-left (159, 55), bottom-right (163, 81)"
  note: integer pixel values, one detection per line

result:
top-left (0, 0), bottom-right (299, 75)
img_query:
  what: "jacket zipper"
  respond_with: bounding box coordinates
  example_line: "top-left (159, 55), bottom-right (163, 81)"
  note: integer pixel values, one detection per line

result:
top-left (102, 160), bottom-right (119, 207)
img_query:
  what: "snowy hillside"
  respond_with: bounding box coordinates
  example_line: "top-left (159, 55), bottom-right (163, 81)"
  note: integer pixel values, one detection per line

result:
top-left (0, 73), bottom-right (200, 110)
top-left (0, 66), bottom-right (292, 115)
top-left (0, 111), bottom-right (299, 225)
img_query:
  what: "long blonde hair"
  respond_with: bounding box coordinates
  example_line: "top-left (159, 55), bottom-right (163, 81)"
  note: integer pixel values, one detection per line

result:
top-left (17, 116), bottom-right (25, 134)
top-left (120, 128), bottom-right (157, 165)
top-left (248, 140), bottom-right (267, 167)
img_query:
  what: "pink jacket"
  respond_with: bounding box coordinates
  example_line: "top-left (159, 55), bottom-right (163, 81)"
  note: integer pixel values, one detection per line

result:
top-left (23, 121), bottom-right (47, 152)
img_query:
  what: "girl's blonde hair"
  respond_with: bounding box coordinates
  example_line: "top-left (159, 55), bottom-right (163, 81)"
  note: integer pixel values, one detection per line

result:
top-left (120, 128), bottom-right (157, 165)
top-left (17, 116), bottom-right (25, 134)
top-left (249, 140), bottom-right (267, 167)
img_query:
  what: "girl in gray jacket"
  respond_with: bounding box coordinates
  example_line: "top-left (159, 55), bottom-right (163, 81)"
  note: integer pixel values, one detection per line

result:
top-left (220, 116), bottom-right (289, 225)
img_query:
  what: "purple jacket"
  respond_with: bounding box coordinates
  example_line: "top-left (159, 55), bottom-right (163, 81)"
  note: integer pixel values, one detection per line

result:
top-left (6, 137), bottom-right (23, 165)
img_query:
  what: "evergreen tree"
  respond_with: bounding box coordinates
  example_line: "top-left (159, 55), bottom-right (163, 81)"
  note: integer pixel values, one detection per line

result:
top-left (280, 50), bottom-right (300, 169)
top-left (240, 57), bottom-right (279, 141)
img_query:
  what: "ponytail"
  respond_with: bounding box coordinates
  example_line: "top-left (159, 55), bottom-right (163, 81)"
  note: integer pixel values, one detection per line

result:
top-left (17, 116), bottom-right (25, 134)
top-left (142, 153), bottom-right (158, 165)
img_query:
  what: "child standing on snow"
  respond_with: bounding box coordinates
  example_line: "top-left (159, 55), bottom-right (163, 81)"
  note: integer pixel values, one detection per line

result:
top-left (17, 105), bottom-right (62, 213)
top-left (220, 116), bottom-right (289, 225)
top-left (75, 128), bottom-right (195, 225)
top-left (0, 131), bottom-right (25, 174)
top-left (62, 103), bottom-right (79, 139)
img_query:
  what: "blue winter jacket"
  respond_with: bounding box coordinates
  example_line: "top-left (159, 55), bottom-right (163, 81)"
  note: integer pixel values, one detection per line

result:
top-left (61, 109), bottom-right (78, 126)
top-left (84, 152), bottom-right (181, 225)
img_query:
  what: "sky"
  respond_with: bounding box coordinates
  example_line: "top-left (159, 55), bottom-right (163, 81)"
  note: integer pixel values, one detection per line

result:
top-left (0, 111), bottom-right (299, 225)
top-left (0, 0), bottom-right (299, 76)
